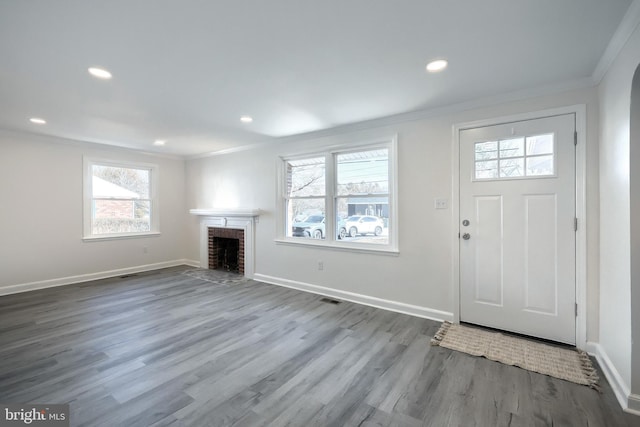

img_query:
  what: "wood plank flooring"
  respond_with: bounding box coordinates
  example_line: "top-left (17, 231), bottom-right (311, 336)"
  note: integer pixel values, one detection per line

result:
top-left (0, 267), bottom-right (636, 426)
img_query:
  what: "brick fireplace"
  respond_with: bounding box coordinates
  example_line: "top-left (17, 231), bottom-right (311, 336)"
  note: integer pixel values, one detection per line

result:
top-left (208, 227), bottom-right (245, 274)
top-left (190, 209), bottom-right (260, 278)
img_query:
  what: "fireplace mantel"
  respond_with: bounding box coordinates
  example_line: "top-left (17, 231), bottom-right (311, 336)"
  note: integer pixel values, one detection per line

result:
top-left (190, 208), bottom-right (261, 217)
top-left (190, 208), bottom-right (260, 278)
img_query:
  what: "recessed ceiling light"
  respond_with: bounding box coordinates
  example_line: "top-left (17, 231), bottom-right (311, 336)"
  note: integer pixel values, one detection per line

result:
top-left (29, 117), bottom-right (46, 125)
top-left (88, 67), bottom-right (112, 79)
top-left (240, 116), bottom-right (253, 123)
top-left (426, 59), bottom-right (448, 73)
top-left (153, 140), bottom-right (166, 146)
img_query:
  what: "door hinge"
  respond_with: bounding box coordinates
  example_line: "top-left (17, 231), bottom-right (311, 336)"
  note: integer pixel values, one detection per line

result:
top-left (575, 303), bottom-right (578, 317)
top-left (574, 131), bottom-right (578, 146)
top-left (574, 217), bottom-right (578, 231)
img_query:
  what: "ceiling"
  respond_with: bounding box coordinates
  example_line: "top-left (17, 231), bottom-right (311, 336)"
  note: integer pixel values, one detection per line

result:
top-left (0, 0), bottom-right (633, 157)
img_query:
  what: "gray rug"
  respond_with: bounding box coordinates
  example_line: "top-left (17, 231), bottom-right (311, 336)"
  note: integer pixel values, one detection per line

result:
top-left (431, 321), bottom-right (599, 390)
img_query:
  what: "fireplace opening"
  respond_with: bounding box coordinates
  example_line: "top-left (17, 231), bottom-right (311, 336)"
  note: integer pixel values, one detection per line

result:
top-left (208, 227), bottom-right (245, 275)
top-left (215, 237), bottom-right (239, 272)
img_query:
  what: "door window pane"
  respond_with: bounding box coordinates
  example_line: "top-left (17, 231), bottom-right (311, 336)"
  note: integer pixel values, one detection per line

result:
top-left (475, 160), bottom-right (498, 179)
top-left (526, 134), bottom-right (554, 155)
top-left (475, 141), bottom-right (498, 160)
top-left (499, 138), bottom-right (524, 158)
top-left (499, 158), bottom-right (524, 178)
top-left (526, 155), bottom-right (554, 176)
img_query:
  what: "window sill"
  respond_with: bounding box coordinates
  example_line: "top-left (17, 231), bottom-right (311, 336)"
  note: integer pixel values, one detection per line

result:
top-left (83, 232), bottom-right (161, 242)
top-left (274, 238), bottom-right (399, 256)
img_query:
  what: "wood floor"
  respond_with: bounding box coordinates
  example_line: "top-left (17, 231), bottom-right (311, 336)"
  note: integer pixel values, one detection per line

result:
top-left (0, 267), bottom-right (636, 427)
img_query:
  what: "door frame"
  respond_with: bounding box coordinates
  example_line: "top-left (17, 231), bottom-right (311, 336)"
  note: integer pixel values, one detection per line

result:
top-left (451, 105), bottom-right (587, 349)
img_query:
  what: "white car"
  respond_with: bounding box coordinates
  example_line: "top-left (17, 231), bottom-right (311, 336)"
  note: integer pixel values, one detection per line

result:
top-left (344, 215), bottom-right (384, 237)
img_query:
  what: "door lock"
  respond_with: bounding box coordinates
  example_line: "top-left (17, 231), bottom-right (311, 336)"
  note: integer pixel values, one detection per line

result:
top-left (462, 220), bottom-right (470, 226)
top-left (462, 233), bottom-right (471, 240)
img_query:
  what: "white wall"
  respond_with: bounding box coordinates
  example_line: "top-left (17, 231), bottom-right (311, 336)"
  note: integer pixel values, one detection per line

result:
top-left (0, 131), bottom-right (188, 292)
top-left (630, 63), bottom-right (640, 404)
top-left (597, 17), bottom-right (640, 411)
top-left (186, 87), bottom-right (600, 337)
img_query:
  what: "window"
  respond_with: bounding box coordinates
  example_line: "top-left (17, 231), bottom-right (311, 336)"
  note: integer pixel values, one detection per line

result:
top-left (286, 157), bottom-right (326, 240)
top-left (336, 149), bottom-right (389, 244)
top-left (474, 133), bottom-right (555, 180)
top-left (83, 158), bottom-right (159, 239)
top-left (279, 138), bottom-right (397, 252)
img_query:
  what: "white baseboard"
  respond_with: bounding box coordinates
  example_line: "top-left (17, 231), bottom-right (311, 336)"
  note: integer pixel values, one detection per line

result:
top-left (183, 259), bottom-right (200, 268)
top-left (583, 341), bottom-right (599, 356)
top-left (628, 394), bottom-right (640, 415)
top-left (0, 259), bottom-right (195, 296)
top-left (253, 273), bottom-right (453, 323)
top-left (587, 341), bottom-right (640, 416)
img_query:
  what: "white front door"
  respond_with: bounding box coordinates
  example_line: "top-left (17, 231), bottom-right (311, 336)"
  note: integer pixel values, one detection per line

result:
top-left (459, 114), bottom-right (576, 344)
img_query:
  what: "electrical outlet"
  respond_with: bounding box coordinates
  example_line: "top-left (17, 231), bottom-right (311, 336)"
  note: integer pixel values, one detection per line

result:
top-left (435, 198), bottom-right (448, 209)
top-left (318, 261), bottom-right (324, 271)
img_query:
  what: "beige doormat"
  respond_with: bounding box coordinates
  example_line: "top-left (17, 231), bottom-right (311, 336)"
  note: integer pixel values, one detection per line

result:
top-left (430, 321), bottom-right (599, 390)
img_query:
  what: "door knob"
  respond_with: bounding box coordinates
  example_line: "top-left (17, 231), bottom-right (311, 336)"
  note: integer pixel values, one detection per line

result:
top-left (462, 233), bottom-right (471, 240)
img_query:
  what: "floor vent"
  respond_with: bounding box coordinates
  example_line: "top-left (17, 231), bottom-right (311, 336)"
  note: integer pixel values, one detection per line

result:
top-left (320, 297), bottom-right (341, 305)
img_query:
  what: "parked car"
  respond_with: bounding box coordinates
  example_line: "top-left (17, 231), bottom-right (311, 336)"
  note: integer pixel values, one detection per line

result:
top-left (292, 215), bottom-right (325, 238)
top-left (292, 215), bottom-right (348, 239)
top-left (336, 218), bottom-right (347, 239)
top-left (344, 215), bottom-right (384, 237)
top-left (337, 216), bottom-right (347, 239)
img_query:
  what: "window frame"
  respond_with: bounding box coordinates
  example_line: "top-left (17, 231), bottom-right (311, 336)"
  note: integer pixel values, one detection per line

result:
top-left (83, 157), bottom-right (160, 241)
top-left (276, 136), bottom-right (398, 254)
